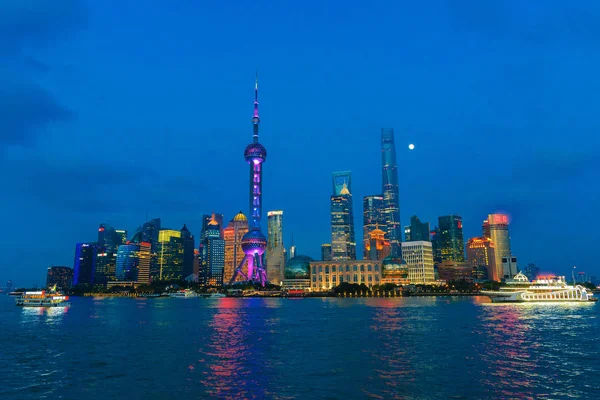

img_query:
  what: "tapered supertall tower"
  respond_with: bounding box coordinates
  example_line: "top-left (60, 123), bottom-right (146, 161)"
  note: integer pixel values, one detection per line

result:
top-left (229, 75), bottom-right (268, 286)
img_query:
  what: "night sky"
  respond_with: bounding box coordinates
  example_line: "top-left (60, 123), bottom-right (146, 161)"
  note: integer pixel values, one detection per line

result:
top-left (2, 1), bottom-right (599, 286)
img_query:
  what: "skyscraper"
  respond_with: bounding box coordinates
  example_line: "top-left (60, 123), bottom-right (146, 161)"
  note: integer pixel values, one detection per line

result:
top-left (96, 224), bottom-right (122, 283)
top-left (46, 266), bottom-right (73, 289)
top-left (137, 242), bottom-right (151, 284)
top-left (402, 241), bottom-right (435, 284)
top-left (201, 214), bottom-right (224, 240)
top-left (407, 215), bottom-right (430, 242)
top-left (158, 229), bottom-right (184, 280)
top-left (381, 128), bottom-right (402, 258)
top-left (321, 244), bottom-right (332, 261)
top-left (266, 211), bottom-right (285, 285)
top-left (466, 237), bottom-right (496, 281)
top-left (201, 215), bottom-right (225, 286)
top-left (116, 244), bottom-right (141, 281)
top-left (363, 195), bottom-right (385, 258)
top-left (487, 213), bottom-right (512, 280)
top-left (223, 212), bottom-right (249, 284)
top-left (131, 218), bottom-right (161, 279)
top-left (331, 171), bottom-right (356, 260)
top-left (438, 215), bottom-right (465, 262)
top-left (365, 226), bottom-right (390, 261)
top-left (73, 242), bottom-right (96, 286)
top-left (180, 224), bottom-right (195, 279)
top-left (229, 75), bottom-right (268, 285)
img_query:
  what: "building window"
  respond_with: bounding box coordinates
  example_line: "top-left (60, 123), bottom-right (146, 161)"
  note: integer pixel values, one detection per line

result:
top-left (312, 266), bottom-right (316, 273)
top-left (374, 265), bottom-right (379, 272)
top-left (319, 266), bottom-right (323, 273)
top-left (319, 275), bottom-right (323, 281)
top-left (332, 275), bottom-right (337, 282)
top-left (339, 275), bottom-right (344, 283)
top-left (312, 276), bottom-right (316, 282)
top-left (346, 274), bottom-right (351, 282)
top-left (375, 276), bottom-right (379, 282)
top-left (325, 275), bottom-right (329, 282)
top-left (353, 274), bottom-right (358, 282)
top-left (360, 265), bottom-right (365, 272)
top-left (325, 266), bottom-right (329, 274)
top-left (353, 265), bottom-right (357, 272)
top-left (368, 265), bottom-right (372, 271)
top-left (346, 265), bottom-right (350, 272)
top-left (368, 275), bottom-right (372, 282)
top-left (361, 275), bottom-right (365, 282)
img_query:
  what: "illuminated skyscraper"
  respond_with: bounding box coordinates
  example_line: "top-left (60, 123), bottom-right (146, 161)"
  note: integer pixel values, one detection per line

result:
top-left (229, 75), bottom-right (269, 285)
top-left (223, 212), bottom-right (249, 284)
top-left (331, 171), bottom-right (356, 260)
top-left (381, 128), bottom-right (402, 258)
top-left (201, 214), bottom-right (224, 240)
top-left (73, 242), bottom-right (96, 286)
top-left (180, 224), bottom-right (195, 279)
top-left (487, 214), bottom-right (512, 280)
top-left (116, 244), bottom-right (141, 281)
top-left (96, 224), bottom-right (126, 283)
top-left (402, 241), bottom-right (435, 284)
top-left (201, 215), bottom-right (225, 286)
top-left (363, 195), bottom-right (385, 257)
top-left (46, 266), bottom-right (73, 289)
top-left (131, 218), bottom-right (161, 278)
top-left (365, 226), bottom-right (390, 261)
top-left (137, 242), bottom-right (151, 284)
top-left (267, 211), bottom-right (285, 285)
top-left (438, 215), bottom-right (465, 262)
top-left (158, 229), bottom-right (184, 280)
top-left (466, 237), bottom-right (496, 281)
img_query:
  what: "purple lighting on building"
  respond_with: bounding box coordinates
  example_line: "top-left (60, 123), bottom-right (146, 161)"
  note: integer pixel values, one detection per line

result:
top-left (229, 74), bottom-right (268, 286)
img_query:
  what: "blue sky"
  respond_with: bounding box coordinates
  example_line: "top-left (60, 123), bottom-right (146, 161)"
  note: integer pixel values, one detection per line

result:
top-left (1, 1), bottom-right (599, 286)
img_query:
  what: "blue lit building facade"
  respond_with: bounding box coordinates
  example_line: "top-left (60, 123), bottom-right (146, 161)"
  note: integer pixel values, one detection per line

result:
top-left (116, 244), bottom-right (141, 281)
top-left (201, 216), bottom-right (225, 286)
top-left (73, 242), bottom-right (97, 286)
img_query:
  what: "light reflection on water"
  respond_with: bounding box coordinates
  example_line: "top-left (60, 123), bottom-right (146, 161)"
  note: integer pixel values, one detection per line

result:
top-left (0, 296), bottom-right (599, 399)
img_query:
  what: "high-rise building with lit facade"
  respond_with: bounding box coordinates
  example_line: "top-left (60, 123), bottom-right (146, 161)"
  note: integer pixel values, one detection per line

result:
top-left (365, 226), bottom-right (390, 261)
top-left (430, 227), bottom-right (441, 263)
top-left (116, 244), bottom-right (141, 281)
top-left (46, 266), bottom-right (73, 289)
top-left (321, 244), bottom-right (332, 261)
top-left (180, 224), bottom-right (195, 279)
top-left (487, 213), bottom-right (511, 280)
top-left (331, 171), bottom-right (356, 260)
top-left (131, 218), bottom-right (161, 279)
top-left (363, 195), bottom-right (385, 257)
top-left (438, 215), bottom-right (465, 262)
top-left (157, 229), bottom-right (184, 280)
top-left (201, 214), bottom-right (224, 240)
top-left (73, 242), bottom-right (97, 286)
top-left (200, 215), bottom-right (225, 286)
top-left (266, 211), bottom-right (285, 285)
top-left (137, 242), bottom-right (151, 284)
top-left (402, 241), bottom-right (435, 284)
top-left (96, 224), bottom-right (127, 283)
top-left (381, 128), bottom-right (402, 258)
top-left (223, 212), bottom-right (249, 284)
top-left (406, 215), bottom-right (430, 242)
top-left (466, 237), bottom-right (496, 281)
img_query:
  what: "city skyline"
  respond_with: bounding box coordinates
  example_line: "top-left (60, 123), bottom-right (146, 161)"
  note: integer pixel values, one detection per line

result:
top-left (2, 1), bottom-right (600, 286)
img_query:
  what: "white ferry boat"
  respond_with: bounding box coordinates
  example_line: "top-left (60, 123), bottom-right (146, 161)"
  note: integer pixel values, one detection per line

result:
top-left (169, 289), bottom-right (199, 299)
top-left (15, 286), bottom-right (71, 307)
top-left (482, 272), bottom-right (597, 303)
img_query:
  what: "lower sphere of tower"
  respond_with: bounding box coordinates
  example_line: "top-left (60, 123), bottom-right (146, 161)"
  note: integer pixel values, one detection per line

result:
top-left (244, 142), bottom-right (267, 163)
top-left (241, 229), bottom-right (267, 255)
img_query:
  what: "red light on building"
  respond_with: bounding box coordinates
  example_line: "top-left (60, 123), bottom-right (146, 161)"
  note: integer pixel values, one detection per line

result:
top-left (457, 221), bottom-right (462, 229)
top-left (98, 227), bottom-right (105, 232)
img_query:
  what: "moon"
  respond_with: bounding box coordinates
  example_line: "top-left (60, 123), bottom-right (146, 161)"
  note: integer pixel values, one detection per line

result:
top-left (408, 144), bottom-right (415, 150)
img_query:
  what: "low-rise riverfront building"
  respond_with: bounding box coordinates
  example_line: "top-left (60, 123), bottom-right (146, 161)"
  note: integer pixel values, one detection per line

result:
top-left (310, 260), bottom-right (382, 292)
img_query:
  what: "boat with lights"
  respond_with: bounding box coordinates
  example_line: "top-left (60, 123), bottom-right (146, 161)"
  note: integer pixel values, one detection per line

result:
top-left (481, 272), bottom-right (597, 303)
top-left (168, 289), bottom-right (199, 298)
top-left (15, 286), bottom-right (71, 307)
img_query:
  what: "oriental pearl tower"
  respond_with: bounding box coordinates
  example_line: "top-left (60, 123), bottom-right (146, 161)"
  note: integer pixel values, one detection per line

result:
top-left (229, 75), bottom-right (268, 286)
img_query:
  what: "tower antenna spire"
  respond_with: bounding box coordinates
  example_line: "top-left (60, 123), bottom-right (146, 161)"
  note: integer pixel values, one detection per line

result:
top-left (252, 71), bottom-right (260, 143)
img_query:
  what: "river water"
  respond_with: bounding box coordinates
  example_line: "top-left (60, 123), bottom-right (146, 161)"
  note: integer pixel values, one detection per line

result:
top-left (0, 295), bottom-right (598, 399)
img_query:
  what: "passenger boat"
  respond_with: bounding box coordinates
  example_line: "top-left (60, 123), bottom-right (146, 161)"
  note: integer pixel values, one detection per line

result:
top-left (482, 272), bottom-right (597, 303)
top-left (15, 286), bottom-right (71, 307)
top-left (168, 289), bottom-right (198, 298)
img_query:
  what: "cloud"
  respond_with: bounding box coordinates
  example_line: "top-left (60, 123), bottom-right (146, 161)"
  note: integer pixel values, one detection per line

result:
top-left (1, 156), bottom-right (205, 214)
top-left (0, 0), bottom-right (88, 54)
top-left (0, 82), bottom-right (74, 148)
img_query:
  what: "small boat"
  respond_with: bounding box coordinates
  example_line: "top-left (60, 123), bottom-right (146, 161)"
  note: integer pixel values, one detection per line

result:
top-left (200, 292), bottom-right (226, 298)
top-left (482, 272), bottom-right (597, 303)
top-left (168, 289), bottom-right (199, 298)
top-left (15, 286), bottom-right (71, 307)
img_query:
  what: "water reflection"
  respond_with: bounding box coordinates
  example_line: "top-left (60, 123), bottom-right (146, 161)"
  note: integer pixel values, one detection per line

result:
top-left (20, 306), bottom-right (68, 322)
top-left (196, 298), bottom-right (268, 399)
